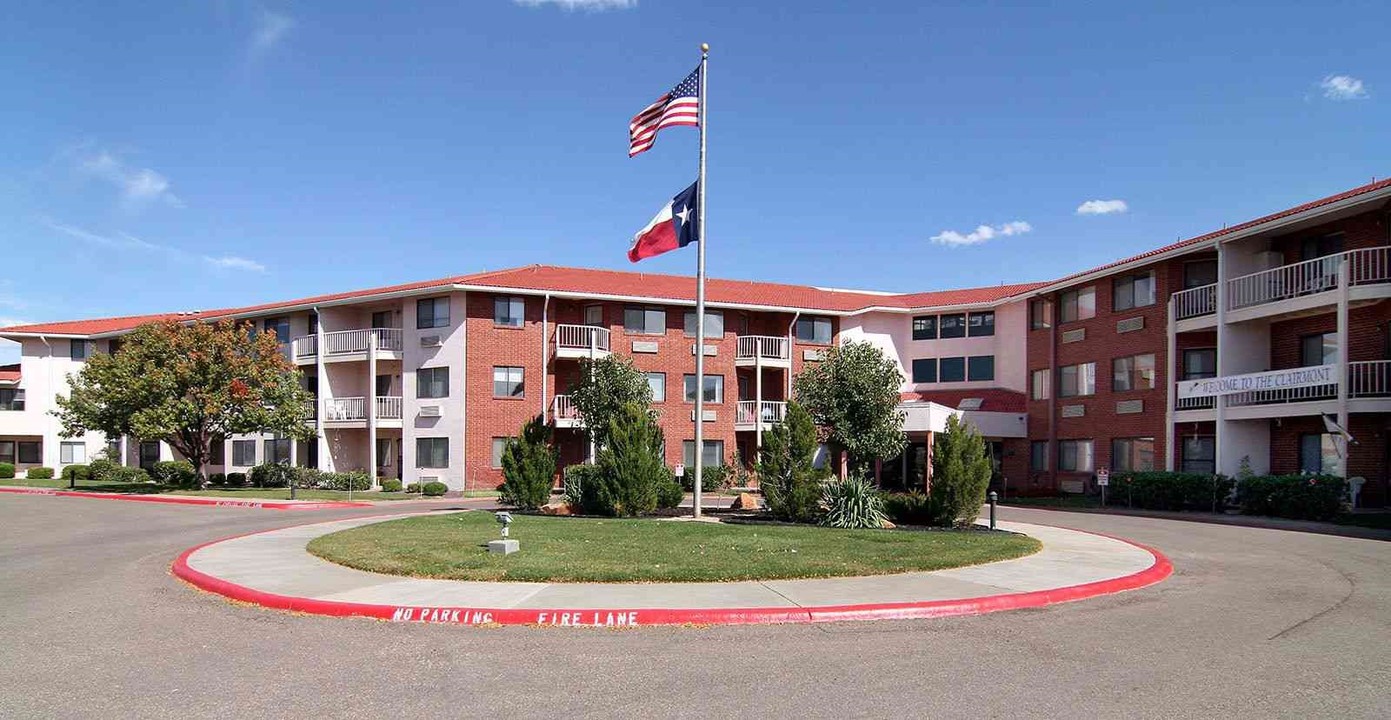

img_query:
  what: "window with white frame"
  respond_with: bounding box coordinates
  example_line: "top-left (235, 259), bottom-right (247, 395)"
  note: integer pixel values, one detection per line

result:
top-left (17, 441), bottom-right (41, 464)
top-left (1112, 272), bottom-right (1155, 311)
top-left (493, 367), bottom-right (524, 398)
top-left (416, 438), bottom-right (449, 468)
top-left (623, 306), bottom-right (666, 335)
top-left (1182, 348), bottom-right (1217, 380)
top-left (1031, 369), bottom-right (1050, 400)
top-left (262, 318), bottom-right (290, 344)
top-left (417, 367), bottom-right (450, 398)
top-left (1112, 353), bottom-right (1156, 391)
top-left (0, 388), bottom-right (23, 411)
top-left (794, 316), bottom-right (832, 344)
top-left (232, 440), bottom-right (256, 466)
top-left (682, 440), bottom-right (724, 468)
top-left (60, 442), bottom-right (86, 465)
top-left (1181, 436), bottom-right (1215, 474)
top-left (493, 296), bottom-right (525, 328)
top-left (645, 372), bottom-right (666, 402)
top-left (1111, 437), bottom-right (1155, 472)
top-left (1299, 433), bottom-right (1339, 475)
top-left (0, 440), bottom-right (13, 465)
top-left (264, 437), bottom-right (291, 464)
top-left (1059, 362), bottom-right (1097, 397)
top-left (70, 340), bottom-right (90, 361)
top-left (683, 310), bottom-right (724, 338)
top-left (1058, 440), bottom-right (1094, 472)
top-left (683, 374), bottom-right (724, 403)
top-left (491, 438), bottom-right (511, 469)
top-left (1059, 287), bottom-right (1096, 322)
top-left (1029, 299), bottom-right (1052, 330)
top-left (416, 297), bottom-right (450, 329)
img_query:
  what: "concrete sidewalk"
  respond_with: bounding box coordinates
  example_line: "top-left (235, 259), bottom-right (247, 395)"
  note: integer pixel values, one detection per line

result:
top-left (175, 513), bottom-right (1169, 626)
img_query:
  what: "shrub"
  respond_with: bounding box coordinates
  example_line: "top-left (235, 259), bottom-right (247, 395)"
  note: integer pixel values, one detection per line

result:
top-left (225, 471), bottom-right (248, 487)
top-left (61, 464), bottom-right (91, 483)
top-left (1112, 471), bottom-right (1233, 512)
top-left (500, 416), bottom-right (558, 511)
top-left (883, 491), bottom-right (934, 525)
top-left (656, 470), bottom-right (684, 509)
top-left (293, 467), bottom-right (324, 489)
top-left (421, 481), bottom-right (448, 497)
top-left (821, 473), bottom-right (887, 529)
top-left (585, 403), bottom-right (667, 516)
top-left (250, 463), bottom-right (294, 488)
top-left (27, 467), bottom-right (55, 479)
top-left (118, 467), bottom-right (150, 483)
top-left (151, 460), bottom-right (198, 487)
top-left (757, 401), bottom-right (823, 523)
top-left (927, 414), bottom-right (993, 527)
top-left (1237, 474), bottom-right (1346, 521)
top-left (207, 472), bottom-right (226, 486)
top-left (563, 465), bottom-right (594, 508)
top-left (680, 463), bottom-right (731, 493)
top-left (406, 482), bottom-right (422, 494)
top-left (86, 458), bottom-right (118, 482)
top-left (0, 462), bottom-right (14, 479)
top-left (380, 478), bottom-right (403, 493)
top-left (322, 471), bottom-right (372, 492)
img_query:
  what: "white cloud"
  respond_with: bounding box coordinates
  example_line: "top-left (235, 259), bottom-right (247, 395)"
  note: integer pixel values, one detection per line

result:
top-left (930, 220), bottom-right (1032, 247)
top-left (77, 150), bottom-right (181, 208)
top-left (513, 0), bottom-right (638, 11)
top-left (250, 9), bottom-right (296, 56)
top-left (1321, 74), bottom-right (1368, 101)
top-left (43, 220), bottom-right (265, 273)
top-left (204, 255), bottom-right (267, 273)
top-left (1076, 199), bottom-right (1129, 216)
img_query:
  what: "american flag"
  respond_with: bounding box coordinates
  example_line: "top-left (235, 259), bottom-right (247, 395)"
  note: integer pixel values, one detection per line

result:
top-left (628, 65), bottom-right (701, 158)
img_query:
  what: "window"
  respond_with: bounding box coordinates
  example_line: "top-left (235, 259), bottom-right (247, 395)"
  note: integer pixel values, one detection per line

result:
top-left (138, 441), bottom-right (160, 471)
top-left (416, 438), bottom-right (449, 468)
top-left (1059, 287), bottom-right (1096, 322)
top-left (939, 313), bottom-right (966, 339)
top-left (416, 297), bottom-right (450, 329)
top-left (1300, 333), bottom-right (1338, 367)
top-left (967, 311), bottom-right (995, 337)
top-left (376, 438), bottom-right (393, 467)
top-left (911, 358), bottom-right (937, 383)
top-left (265, 437), bottom-right (291, 464)
top-left (0, 441), bottom-right (12, 465)
top-left (583, 304), bottom-right (604, 326)
top-left (1111, 438), bottom-right (1155, 472)
top-left (1031, 369), bottom-right (1050, 400)
top-left (491, 438), bottom-right (511, 469)
top-left (262, 318), bottom-right (290, 344)
top-left (645, 372), bottom-right (666, 402)
top-left (106, 437), bottom-right (121, 460)
top-left (912, 316), bottom-right (937, 340)
top-left (308, 313), bottom-right (318, 334)
top-left (683, 374), bottom-right (724, 403)
top-left (108, 338), bottom-right (123, 355)
top-left (209, 438), bottom-right (224, 465)
top-left (624, 306), bottom-right (666, 335)
top-left (682, 440), bottom-right (725, 468)
top-left (18, 441), bottom-right (42, 464)
top-left (371, 310), bottom-right (393, 329)
top-left (376, 374), bottom-right (392, 397)
top-left (1113, 273), bottom-right (1155, 311)
top-left (70, 340), bottom-right (90, 361)
top-left (1059, 362), bottom-right (1097, 397)
top-left (417, 367), bottom-right (449, 398)
top-left (939, 357), bottom-right (966, 382)
top-left (493, 296), bottom-right (525, 328)
top-left (1300, 233), bottom-right (1345, 261)
top-left (60, 442), bottom-right (86, 465)
top-left (1299, 433), bottom-right (1339, 475)
top-left (1029, 300), bottom-right (1052, 330)
top-left (1112, 354), bottom-right (1156, 391)
top-left (967, 355), bottom-right (995, 381)
top-left (1058, 440), bottom-right (1094, 472)
top-left (1182, 348), bottom-right (1217, 380)
top-left (0, 388), bottom-right (23, 411)
top-left (1181, 436), bottom-right (1216, 475)
top-left (1030, 441), bottom-right (1048, 472)
top-left (683, 310), bottom-right (724, 338)
top-left (232, 440), bottom-right (256, 466)
top-left (493, 367), bottom-right (524, 398)
top-left (1184, 259), bottom-right (1218, 289)
top-left (795, 316), bottom-right (833, 344)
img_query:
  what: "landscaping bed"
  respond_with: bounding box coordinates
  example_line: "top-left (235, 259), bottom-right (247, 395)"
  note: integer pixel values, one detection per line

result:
top-left (305, 511), bottom-right (1040, 583)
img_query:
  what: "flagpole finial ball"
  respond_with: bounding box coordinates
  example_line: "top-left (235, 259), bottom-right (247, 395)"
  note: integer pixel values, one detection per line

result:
top-left (701, 43), bottom-right (709, 53)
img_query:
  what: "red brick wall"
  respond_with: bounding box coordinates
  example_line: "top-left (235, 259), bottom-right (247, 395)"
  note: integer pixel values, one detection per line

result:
top-left (1269, 211), bottom-right (1388, 264)
top-left (1269, 415), bottom-right (1388, 507)
top-left (1269, 305), bottom-right (1390, 369)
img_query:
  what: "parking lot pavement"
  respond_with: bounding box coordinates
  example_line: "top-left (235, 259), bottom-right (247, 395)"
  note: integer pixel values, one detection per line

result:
top-left (0, 495), bottom-right (1387, 719)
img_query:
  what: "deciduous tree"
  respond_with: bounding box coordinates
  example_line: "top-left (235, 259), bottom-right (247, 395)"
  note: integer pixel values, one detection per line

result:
top-left (793, 341), bottom-right (906, 475)
top-left (569, 355), bottom-right (653, 452)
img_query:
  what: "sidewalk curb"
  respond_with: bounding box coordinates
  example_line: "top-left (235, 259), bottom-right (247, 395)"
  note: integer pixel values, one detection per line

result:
top-left (170, 519), bottom-right (1173, 627)
top-left (0, 486), bottom-right (367, 511)
top-left (1002, 502), bottom-right (1391, 541)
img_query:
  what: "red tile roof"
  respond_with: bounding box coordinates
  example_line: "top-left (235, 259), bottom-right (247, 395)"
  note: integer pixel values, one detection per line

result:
top-left (0, 364), bottom-right (19, 383)
top-left (899, 388), bottom-right (1027, 414)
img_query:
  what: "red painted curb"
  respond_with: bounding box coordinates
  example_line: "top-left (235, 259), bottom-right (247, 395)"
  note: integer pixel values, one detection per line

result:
top-left (0, 486), bottom-right (367, 511)
top-left (170, 518), bottom-right (1174, 627)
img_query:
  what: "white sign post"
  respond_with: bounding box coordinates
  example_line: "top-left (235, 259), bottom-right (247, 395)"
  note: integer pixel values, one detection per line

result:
top-left (1096, 468), bottom-right (1109, 506)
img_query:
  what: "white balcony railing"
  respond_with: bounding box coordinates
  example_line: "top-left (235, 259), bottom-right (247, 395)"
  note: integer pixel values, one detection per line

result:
top-left (1348, 246), bottom-right (1391, 287)
top-left (375, 396), bottom-right (403, 419)
top-left (1172, 284), bottom-right (1217, 320)
top-left (552, 394), bottom-right (581, 424)
top-left (1350, 360), bottom-right (1391, 398)
top-left (322, 397), bottom-right (366, 421)
top-left (1175, 394), bottom-right (1216, 411)
top-left (1226, 382), bottom-right (1338, 408)
top-left (736, 400), bottom-right (787, 426)
top-left (736, 335), bottom-right (790, 362)
top-left (293, 328), bottom-right (403, 358)
top-left (555, 324), bottom-right (610, 353)
top-left (1225, 248), bottom-right (1391, 312)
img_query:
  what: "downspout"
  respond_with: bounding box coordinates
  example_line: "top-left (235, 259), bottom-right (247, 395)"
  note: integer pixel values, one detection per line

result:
top-left (40, 335), bottom-right (56, 469)
top-left (785, 311), bottom-right (801, 401)
top-left (541, 294), bottom-right (551, 423)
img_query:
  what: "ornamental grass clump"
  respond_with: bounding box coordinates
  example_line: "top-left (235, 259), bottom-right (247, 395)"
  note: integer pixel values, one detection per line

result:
top-left (820, 473), bottom-right (887, 529)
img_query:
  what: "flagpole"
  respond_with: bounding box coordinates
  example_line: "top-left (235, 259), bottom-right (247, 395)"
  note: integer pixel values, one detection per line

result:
top-left (693, 42), bottom-right (709, 519)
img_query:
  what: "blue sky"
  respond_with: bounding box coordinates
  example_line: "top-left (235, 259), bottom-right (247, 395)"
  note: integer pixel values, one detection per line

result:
top-left (2, 0), bottom-right (1388, 363)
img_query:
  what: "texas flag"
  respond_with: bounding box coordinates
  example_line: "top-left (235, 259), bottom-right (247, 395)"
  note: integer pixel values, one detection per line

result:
top-left (628, 181), bottom-right (699, 263)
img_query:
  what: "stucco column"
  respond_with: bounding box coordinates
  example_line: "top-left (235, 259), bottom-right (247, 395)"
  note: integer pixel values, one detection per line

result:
top-left (314, 310), bottom-right (328, 471)
top-left (1165, 295), bottom-right (1178, 471)
top-left (1214, 243), bottom-right (1229, 477)
top-left (1336, 255), bottom-right (1351, 477)
top-left (367, 330), bottom-right (379, 487)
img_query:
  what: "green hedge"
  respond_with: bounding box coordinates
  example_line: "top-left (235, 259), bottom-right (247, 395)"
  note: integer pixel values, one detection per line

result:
top-left (883, 491), bottom-right (934, 525)
top-left (87, 459), bottom-right (119, 482)
top-left (27, 467), bottom-right (55, 479)
top-left (151, 460), bottom-right (198, 487)
top-left (380, 479), bottom-right (403, 493)
top-left (249, 463), bottom-right (295, 488)
top-left (421, 481), bottom-right (448, 497)
top-left (61, 464), bottom-right (91, 483)
top-left (679, 464), bottom-right (731, 493)
top-left (321, 471), bottom-right (372, 492)
top-left (1237, 474), bottom-right (1346, 521)
top-left (0, 462), bottom-right (13, 479)
top-left (225, 472), bottom-right (248, 487)
top-left (1110, 471), bottom-right (1233, 512)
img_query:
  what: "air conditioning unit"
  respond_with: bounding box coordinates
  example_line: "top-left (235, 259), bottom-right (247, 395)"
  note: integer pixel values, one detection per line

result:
top-left (418, 405), bottom-right (442, 418)
top-left (420, 335), bottom-right (443, 347)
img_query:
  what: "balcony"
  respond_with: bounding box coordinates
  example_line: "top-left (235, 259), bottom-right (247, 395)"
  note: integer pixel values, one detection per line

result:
top-left (554, 324), bottom-right (610, 360)
top-left (316, 396), bottom-right (403, 427)
top-left (1173, 360), bottom-right (1391, 420)
top-left (735, 400), bottom-right (787, 430)
top-left (735, 335), bottom-right (791, 367)
top-left (552, 394), bottom-right (582, 428)
top-left (291, 328), bottom-right (403, 364)
top-left (1171, 283), bottom-right (1217, 329)
top-left (1225, 247), bottom-right (1391, 322)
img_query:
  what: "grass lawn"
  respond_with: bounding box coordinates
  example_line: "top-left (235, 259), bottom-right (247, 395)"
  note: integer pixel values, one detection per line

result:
top-left (306, 511), bottom-right (1041, 583)
top-left (0, 477), bottom-right (415, 502)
